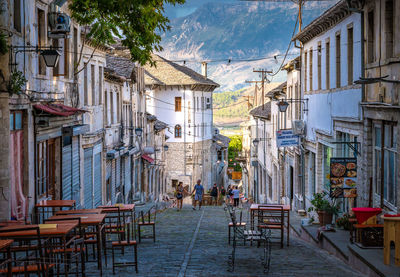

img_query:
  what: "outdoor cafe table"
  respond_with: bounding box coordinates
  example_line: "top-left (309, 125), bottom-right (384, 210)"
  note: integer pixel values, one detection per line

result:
top-left (56, 209), bottom-right (102, 215)
top-left (49, 213), bottom-right (106, 273)
top-left (250, 204), bottom-right (291, 246)
top-left (0, 239), bottom-right (13, 277)
top-left (35, 200), bottom-right (76, 223)
top-left (0, 223), bottom-right (77, 276)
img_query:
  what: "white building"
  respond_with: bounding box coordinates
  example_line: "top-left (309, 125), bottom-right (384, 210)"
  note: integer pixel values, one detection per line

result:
top-left (293, 0), bottom-right (363, 212)
top-left (144, 55), bottom-right (219, 191)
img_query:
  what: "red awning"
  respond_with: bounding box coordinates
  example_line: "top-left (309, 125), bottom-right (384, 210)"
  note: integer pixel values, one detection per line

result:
top-left (142, 154), bottom-right (154, 164)
top-left (33, 103), bottom-right (86, 117)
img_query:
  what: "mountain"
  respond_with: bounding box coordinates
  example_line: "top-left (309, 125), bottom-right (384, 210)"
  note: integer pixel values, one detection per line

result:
top-left (160, 1), bottom-right (337, 91)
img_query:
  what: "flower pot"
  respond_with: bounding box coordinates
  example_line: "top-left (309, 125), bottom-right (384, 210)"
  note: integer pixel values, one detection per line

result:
top-left (317, 211), bottom-right (333, 226)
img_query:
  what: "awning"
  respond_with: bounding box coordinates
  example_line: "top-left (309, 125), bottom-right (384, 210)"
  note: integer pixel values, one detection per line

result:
top-left (141, 154), bottom-right (154, 164)
top-left (33, 103), bottom-right (86, 117)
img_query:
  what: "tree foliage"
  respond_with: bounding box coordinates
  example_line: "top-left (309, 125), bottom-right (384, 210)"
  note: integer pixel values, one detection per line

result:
top-left (228, 135), bottom-right (242, 172)
top-left (69, 0), bottom-right (185, 65)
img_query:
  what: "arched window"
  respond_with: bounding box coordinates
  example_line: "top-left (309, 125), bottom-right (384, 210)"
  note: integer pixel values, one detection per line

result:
top-left (174, 125), bottom-right (182, 138)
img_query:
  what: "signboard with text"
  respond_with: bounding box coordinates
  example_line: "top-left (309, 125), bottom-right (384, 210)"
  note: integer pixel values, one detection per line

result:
top-left (329, 157), bottom-right (357, 198)
top-left (276, 129), bottom-right (300, 148)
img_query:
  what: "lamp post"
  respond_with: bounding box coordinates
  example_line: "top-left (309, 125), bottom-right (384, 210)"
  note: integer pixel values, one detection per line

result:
top-left (11, 46), bottom-right (62, 70)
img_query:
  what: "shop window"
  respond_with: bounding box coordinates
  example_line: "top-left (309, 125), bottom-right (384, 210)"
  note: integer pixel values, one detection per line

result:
top-left (175, 97), bottom-right (182, 112)
top-left (374, 123), bottom-right (398, 207)
top-left (10, 111), bottom-right (22, 131)
top-left (367, 10), bottom-right (375, 63)
top-left (174, 125), bottom-right (182, 138)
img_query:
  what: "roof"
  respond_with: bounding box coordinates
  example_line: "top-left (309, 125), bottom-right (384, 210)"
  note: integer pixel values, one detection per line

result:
top-left (213, 134), bottom-right (231, 145)
top-left (292, 0), bottom-right (362, 43)
top-left (249, 102), bottom-right (272, 120)
top-left (33, 103), bottom-right (86, 117)
top-left (266, 82), bottom-right (286, 99)
top-left (143, 54), bottom-right (219, 89)
top-left (154, 120), bottom-right (168, 131)
top-left (106, 55), bottom-right (136, 79)
top-left (146, 113), bottom-right (157, 121)
top-left (283, 56), bottom-right (300, 72)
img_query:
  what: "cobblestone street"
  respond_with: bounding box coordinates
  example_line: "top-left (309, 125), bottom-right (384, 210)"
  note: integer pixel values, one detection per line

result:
top-left (87, 205), bottom-right (363, 277)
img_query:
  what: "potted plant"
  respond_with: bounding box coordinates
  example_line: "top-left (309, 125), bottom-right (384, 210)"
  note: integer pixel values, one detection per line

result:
top-left (335, 213), bottom-right (354, 230)
top-left (308, 192), bottom-right (339, 226)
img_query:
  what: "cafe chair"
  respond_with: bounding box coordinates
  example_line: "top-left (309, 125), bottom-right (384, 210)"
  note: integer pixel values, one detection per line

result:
top-left (111, 222), bottom-right (138, 274)
top-left (257, 205), bottom-right (285, 248)
top-left (138, 206), bottom-right (157, 243)
top-left (104, 207), bottom-right (126, 265)
top-left (0, 226), bottom-right (55, 276)
top-left (44, 217), bottom-right (86, 276)
top-left (228, 209), bottom-right (247, 245)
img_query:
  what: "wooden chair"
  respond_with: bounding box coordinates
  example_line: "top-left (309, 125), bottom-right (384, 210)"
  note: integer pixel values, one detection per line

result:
top-left (44, 217), bottom-right (86, 276)
top-left (138, 206), bottom-right (156, 243)
top-left (111, 222), bottom-right (138, 274)
top-left (257, 205), bottom-right (284, 248)
top-left (0, 226), bottom-right (55, 276)
top-left (103, 207), bottom-right (126, 266)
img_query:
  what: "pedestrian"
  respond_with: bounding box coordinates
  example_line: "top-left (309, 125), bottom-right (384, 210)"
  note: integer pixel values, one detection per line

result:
top-left (191, 179), bottom-right (204, 210)
top-left (220, 186), bottom-right (226, 203)
top-left (227, 185), bottom-right (232, 204)
top-left (210, 184), bottom-right (219, 206)
top-left (175, 182), bottom-right (187, 211)
top-left (232, 186), bottom-right (240, 207)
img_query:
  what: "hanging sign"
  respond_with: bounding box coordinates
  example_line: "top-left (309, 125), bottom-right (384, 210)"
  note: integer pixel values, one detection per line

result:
top-left (276, 129), bottom-right (300, 148)
top-left (329, 157), bottom-right (357, 198)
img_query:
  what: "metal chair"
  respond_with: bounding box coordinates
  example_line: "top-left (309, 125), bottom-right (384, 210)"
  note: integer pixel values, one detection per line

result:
top-left (111, 222), bottom-right (138, 274)
top-left (138, 206), bottom-right (157, 243)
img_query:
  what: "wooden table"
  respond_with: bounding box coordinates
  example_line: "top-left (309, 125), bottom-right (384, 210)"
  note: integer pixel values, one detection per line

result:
top-left (382, 215), bottom-right (400, 266)
top-left (35, 200), bottom-right (76, 223)
top-left (250, 204), bottom-right (291, 246)
top-left (56, 209), bottom-right (103, 215)
top-left (49, 214), bottom-right (106, 273)
top-left (0, 223), bottom-right (77, 276)
top-left (0, 239), bottom-right (13, 277)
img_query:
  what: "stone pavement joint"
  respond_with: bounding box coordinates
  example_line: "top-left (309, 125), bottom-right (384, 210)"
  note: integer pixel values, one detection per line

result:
top-left (177, 208), bottom-right (204, 277)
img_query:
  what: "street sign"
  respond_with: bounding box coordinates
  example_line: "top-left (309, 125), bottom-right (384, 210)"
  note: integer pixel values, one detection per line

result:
top-left (276, 129), bottom-right (300, 148)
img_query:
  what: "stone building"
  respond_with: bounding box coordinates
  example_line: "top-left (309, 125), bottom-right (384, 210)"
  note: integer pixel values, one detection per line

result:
top-left (144, 55), bottom-right (219, 192)
top-left (357, 0), bottom-right (399, 212)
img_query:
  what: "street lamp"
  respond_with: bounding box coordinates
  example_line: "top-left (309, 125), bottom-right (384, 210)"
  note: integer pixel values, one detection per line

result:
top-left (135, 128), bottom-right (143, 137)
top-left (252, 138), bottom-right (259, 147)
top-left (276, 100), bottom-right (289, 113)
top-left (40, 49), bottom-right (61, 67)
top-left (163, 145), bottom-right (169, 152)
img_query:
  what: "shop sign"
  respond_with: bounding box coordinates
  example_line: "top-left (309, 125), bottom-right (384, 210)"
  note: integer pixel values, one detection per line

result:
top-left (329, 157), bottom-right (357, 198)
top-left (276, 129), bottom-right (300, 148)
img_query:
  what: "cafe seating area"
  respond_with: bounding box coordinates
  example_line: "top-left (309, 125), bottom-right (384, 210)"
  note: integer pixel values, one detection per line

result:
top-left (0, 200), bottom-right (157, 276)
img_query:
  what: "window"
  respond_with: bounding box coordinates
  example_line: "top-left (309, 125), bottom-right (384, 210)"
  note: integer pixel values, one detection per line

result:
top-left (308, 152), bottom-right (316, 195)
top-left (367, 10), bottom-right (375, 63)
top-left (188, 101), bottom-right (191, 123)
top-left (37, 8), bottom-right (46, 75)
top-left (174, 125), bottom-right (182, 138)
top-left (105, 90), bottom-right (109, 125)
top-left (10, 111), bottom-right (22, 131)
top-left (304, 51), bottom-right (308, 91)
top-left (337, 131), bottom-right (358, 158)
top-left (201, 97), bottom-right (204, 110)
top-left (64, 38), bottom-right (70, 78)
top-left (385, 0), bottom-right (394, 58)
top-left (116, 90), bottom-right (120, 122)
top-left (374, 123), bottom-right (398, 207)
top-left (206, 97), bottom-right (211, 109)
top-left (175, 97), bottom-right (182, 112)
top-left (347, 27), bottom-right (353, 85)
top-left (110, 90), bottom-right (114, 124)
top-left (335, 33), bottom-right (341, 88)
top-left (91, 64), bottom-right (96, 106)
top-left (309, 48), bottom-right (313, 91)
top-left (106, 177), bottom-right (112, 202)
top-left (36, 139), bottom-right (56, 198)
top-left (99, 66), bottom-right (103, 104)
top-left (317, 43), bottom-right (322, 90)
top-left (326, 40), bottom-right (330, 89)
top-left (322, 146), bottom-right (333, 190)
top-left (13, 0), bottom-right (21, 32)
top-left (84, 63), bottom-right (88, 105)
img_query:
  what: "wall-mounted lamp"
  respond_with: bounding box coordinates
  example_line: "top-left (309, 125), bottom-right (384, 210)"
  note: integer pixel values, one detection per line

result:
top-left (135, 128), bottom-right (143, 137)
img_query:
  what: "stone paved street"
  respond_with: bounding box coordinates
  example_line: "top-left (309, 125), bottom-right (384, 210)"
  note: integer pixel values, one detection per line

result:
top-left (87, 205), bottom-right (363, 277)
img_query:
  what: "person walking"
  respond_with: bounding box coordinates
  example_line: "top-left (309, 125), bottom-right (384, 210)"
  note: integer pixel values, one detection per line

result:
top-left (220, 186), bottom-right (226, 204)
top-left (226, 185), bottom-right (232, 204)
top-left (210, 184), bottom-right (219, 206)
top-left (175, 182), bottom-right (187, 211)
top-left (191, 179), bottom-right (204, 210)
top-left (232, 186), bottom-right (240, 207)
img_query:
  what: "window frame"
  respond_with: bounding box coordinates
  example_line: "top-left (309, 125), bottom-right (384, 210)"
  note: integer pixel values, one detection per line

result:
top-left (175, 97), bottom-right (182, 112)
top-left (174, 125), bottom-right (182, 138)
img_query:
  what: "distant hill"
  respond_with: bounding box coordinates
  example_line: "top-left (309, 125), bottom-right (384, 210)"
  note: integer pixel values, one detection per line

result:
top-left (213, 82), bottom-right (282, 126)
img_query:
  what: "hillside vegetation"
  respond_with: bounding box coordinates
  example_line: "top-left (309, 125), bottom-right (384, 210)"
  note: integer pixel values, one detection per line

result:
top-left (213, 88), bottom-right (249, 125)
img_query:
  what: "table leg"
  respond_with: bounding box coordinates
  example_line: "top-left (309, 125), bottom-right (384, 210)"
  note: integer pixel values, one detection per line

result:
top-left (251, 210), bottom-right (254, 230)
top-left (395, 223), bottom-right (400, 266)
top-left (63, 236), bottom-right (68, 277)
top-left (287, 211), bottom-right (290, 246)
top-left (96, 224), bottom-right (103, 276)
top-left (6, 246), bottom-right (11, 277)
top-left (383, 221), bottom-right (390, 265)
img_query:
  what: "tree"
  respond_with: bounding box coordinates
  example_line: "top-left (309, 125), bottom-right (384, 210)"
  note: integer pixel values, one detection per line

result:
top-left (69, 0), bottom-right (185, 66)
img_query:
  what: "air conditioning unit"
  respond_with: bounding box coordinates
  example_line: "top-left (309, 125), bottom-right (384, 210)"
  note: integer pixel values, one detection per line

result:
top-left (48, 12), bottom-right (71, 38)
top-left (292, 120), bottom-right (306, 135)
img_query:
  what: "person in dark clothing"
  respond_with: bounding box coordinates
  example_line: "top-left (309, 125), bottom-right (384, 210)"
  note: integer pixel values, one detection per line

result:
top-left (210, 184), bottom-right (219, 206)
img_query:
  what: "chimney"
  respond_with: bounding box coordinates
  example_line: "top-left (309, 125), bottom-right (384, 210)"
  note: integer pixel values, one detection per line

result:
top-left (201, 62), bottom-right (208, 78)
